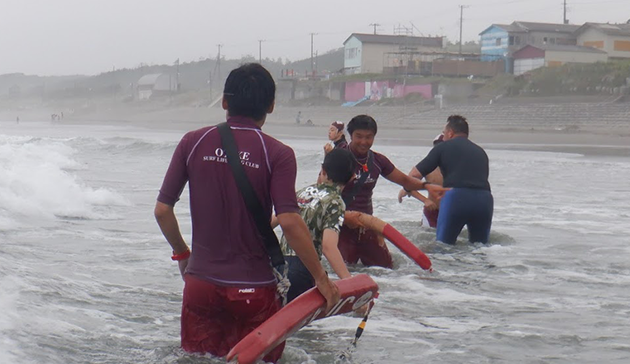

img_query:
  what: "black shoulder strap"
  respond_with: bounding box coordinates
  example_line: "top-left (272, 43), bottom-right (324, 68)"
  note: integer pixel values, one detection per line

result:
top-left (217, 122), bottom-right (285, 267)
top-left (343, 151), bottom-right (374, 206)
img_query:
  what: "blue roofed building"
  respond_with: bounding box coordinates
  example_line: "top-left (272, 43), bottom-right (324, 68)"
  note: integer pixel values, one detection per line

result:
top-left (480, 24), bottom-right (518, 72)
top-left (480, 21), bottom-right (580, 74)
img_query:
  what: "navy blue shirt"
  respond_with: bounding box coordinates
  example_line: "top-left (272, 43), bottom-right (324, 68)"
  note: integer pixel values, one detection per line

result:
top-left (415, 136), bottom-right (491, 191)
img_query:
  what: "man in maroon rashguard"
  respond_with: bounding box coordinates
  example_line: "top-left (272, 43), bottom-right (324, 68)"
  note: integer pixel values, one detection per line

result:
top-left (154, 63), bottom-right (339, 363)
top-left (339, 114), bottom-right (447, 268)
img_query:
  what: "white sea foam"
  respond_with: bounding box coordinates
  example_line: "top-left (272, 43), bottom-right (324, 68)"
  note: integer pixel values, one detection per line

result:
top-left (0, 135), bottom-right (129, 229)
top-left (0, 276), bottom-right (28, 364)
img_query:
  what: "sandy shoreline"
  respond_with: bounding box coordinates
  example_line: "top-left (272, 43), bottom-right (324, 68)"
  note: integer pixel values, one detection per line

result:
top-left (3, 103), bottom-right (630, 157)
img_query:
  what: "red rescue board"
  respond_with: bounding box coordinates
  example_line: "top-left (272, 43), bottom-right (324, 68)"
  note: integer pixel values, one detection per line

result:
top-left (226, 274), bottom-right (378, 364)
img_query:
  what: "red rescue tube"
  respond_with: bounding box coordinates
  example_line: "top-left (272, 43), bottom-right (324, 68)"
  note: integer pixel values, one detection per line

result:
top-left (227, 274), bottom-right (379, 364)
top-left (382, 223), bottom-right (433, 271)
top-left (346, 212), bottom-right (433, 271)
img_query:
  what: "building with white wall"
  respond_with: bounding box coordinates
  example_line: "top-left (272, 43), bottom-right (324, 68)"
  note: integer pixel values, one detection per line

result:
top-left (574, 23), bottom-right (630, 59)
top-left (136, 73), bottom-right (177, 100)
top-left (513, 44), bottom-right (608, 75)
top-left (343, 33), bottom-right (443, 74)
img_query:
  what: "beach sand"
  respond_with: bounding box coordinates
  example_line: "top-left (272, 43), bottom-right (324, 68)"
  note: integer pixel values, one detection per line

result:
top-left (3, 100), bottom-right (630, 157)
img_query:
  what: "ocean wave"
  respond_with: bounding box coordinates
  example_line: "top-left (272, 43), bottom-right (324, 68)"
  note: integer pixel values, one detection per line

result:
top-left (0, 276), bottom-right (27, 364)
top-left (0, 135), bottom-right (130, 230)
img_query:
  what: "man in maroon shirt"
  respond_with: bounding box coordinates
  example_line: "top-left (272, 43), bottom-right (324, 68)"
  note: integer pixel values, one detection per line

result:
top-left (154, 63), bottom-right (339, 363)
top-left (339, 115), bottom-right (447, 268)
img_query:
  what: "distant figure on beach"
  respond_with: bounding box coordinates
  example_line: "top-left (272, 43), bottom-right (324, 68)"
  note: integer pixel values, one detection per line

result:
top-left (16, 116), bottom-right (19, 124)
top-left (338, 114), bottom-right (448, 268)
top-left (406, 115), bottom-right (493, 244)
top-left (324, 120), bottom-right (347, 155)
top-left (154, 63), bottom-right (339, 362)
top-left (397, 133), bottom-right (444, 228)
top-left (296, 111), bottom-right (302, 124)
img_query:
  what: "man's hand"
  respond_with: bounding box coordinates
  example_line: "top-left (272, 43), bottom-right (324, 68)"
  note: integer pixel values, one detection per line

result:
top-left (397, 189), bottom-right (410, 203)
top-left (426, 184), bottom-right (450, 200)
top-left (178, 259), bottom-right (189, 280)
top-left (314, 275), bottom-right (340, 313)
top-left (424, 199), bottom-right (438, 211)
top-left (323, 143), bottom-right (333, 154)
top-left (344, 211), bottom-right (366, 229)
top-left (353, 303), bottom-right (369, 317)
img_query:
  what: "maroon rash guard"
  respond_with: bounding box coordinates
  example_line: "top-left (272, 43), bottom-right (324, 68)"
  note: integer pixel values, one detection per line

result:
top-left (337, 146), bottom-right (396, 268)
top-left (340, 147), bottom-right (395, 214)
top-left (157, 116), bottom-right (300, 287)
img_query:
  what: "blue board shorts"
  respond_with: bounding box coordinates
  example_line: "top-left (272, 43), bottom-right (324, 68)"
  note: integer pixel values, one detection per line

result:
top-left (436, 188), bottom-right (494, 245)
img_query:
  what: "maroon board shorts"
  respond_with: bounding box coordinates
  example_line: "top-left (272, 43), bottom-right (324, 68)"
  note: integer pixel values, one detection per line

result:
top-left (423, 206), bottom-right (439, 228)
top-left (338, 225), bottom-right (393, 268)
top-left (181, 274), bottom-right (284, 363)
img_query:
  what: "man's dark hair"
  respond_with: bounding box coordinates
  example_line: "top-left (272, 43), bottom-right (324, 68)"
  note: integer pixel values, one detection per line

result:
top-left (322, 149), bottom-right (355, 185)
top-left (223, 63), bottom-right (276, 120)
top-left (446, 114), bottom-right (469, 136)
top-left (347, 114), bottom-right (377, 136)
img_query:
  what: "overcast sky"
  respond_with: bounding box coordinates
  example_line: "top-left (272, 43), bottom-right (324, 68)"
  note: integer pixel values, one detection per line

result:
top-left (0, 0), bottom-right (627, 76)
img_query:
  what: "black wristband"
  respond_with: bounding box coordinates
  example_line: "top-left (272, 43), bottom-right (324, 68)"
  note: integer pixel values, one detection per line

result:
top-left (404, 188), bottom-right (411, 192)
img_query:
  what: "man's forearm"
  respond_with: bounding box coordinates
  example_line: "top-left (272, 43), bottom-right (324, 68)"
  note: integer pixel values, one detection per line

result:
top-left (409, 166), bottom-right (423, 179)
top-left (322, 230), bottom-right (351, 280)
top-left (403, 176), bottom-right (429, 192)
top-left (154, 202), bottom-right (188, 254)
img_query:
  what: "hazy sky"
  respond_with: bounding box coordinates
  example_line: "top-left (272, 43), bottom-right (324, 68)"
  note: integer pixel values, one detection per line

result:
top-left (0, 0), bottom-right (627, 76)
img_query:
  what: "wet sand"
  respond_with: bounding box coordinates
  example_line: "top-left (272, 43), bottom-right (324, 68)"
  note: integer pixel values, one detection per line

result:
top-left (4, 102), bottom-right (630, 157)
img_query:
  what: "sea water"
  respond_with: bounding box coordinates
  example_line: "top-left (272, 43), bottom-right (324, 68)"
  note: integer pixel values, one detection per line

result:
top-left (1, 120), bottom-right (629, 364)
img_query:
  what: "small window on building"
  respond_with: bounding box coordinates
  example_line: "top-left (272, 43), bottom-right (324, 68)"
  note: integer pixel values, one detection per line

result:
top-left (543, 37), bottom-right (548, 44)
top-left (496, 38), bottom-right (502, 46)
top-left (509, 36), bottom-right (514, 45)
top-left (550, 38), bottom-right (556, 44)
top-left (346, 48), bottom-right (358, 59)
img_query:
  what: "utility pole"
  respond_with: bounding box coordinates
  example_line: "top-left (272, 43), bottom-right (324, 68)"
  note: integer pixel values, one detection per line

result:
top-left (216, 44), bottom-right (222, 82)
top-left (258, 39), bottom-right (265, 63)
top-left (310, 33), bottom-right (318, 76)
top-left (369, 23), bottom-right (380, 35)
top-left (174, 58), bottom-right (180, 93)
top-left (563, 0), bottom-right (568, 24)
top-left (459, 5), bottom-right (469, 56)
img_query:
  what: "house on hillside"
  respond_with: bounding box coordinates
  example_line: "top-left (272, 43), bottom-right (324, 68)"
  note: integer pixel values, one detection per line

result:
top-left (343, 33), bottom-right (443, 74)
top-left (136, 73), bottom-right (177, 100)
top-left (513, 44), bottom-right (608, 75)
top-left (480, 21), bottom-right (580, 73)
top-left (574, 23), bottom-right (630, 59)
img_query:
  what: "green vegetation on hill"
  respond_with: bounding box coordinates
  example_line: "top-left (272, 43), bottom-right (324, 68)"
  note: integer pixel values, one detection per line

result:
top-left (0, 48), bottom-right (344, 102)
top-left (512, 60), bottom-right (630, 96)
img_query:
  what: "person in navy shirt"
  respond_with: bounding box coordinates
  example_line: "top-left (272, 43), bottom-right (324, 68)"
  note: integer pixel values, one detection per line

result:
top-left (154, 63), bottom-right (339, 362)
top-left (409, 115), bottom-right (493, 245)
